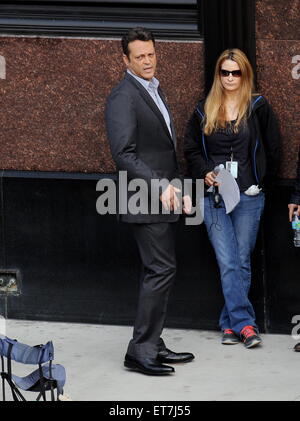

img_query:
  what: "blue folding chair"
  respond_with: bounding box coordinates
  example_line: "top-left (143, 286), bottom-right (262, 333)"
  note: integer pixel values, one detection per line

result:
top-left (0, 335), bottom-right (66, 401)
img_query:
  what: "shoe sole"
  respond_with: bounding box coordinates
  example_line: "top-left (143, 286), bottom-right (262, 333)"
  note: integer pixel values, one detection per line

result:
top-left (245, 338), bottom-right (262, 349)
top-left (124, 360), bottom-right (174, 375)
top-left (222, 340), bottom-right (240, 345)
top-left (157, 356), bottom-right (195, 364)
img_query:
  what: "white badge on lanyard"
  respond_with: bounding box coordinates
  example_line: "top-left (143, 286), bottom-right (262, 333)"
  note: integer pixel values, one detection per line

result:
top-left (226, 160), bottom-right (238, 178)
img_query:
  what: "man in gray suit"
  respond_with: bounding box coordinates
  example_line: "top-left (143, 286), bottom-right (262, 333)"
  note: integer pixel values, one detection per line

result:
top-left (105, 27), bottom-right (194, 375)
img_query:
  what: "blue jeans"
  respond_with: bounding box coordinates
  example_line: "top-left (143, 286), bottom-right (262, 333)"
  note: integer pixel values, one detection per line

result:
top-left (203, 192), bottom-right (265, 334)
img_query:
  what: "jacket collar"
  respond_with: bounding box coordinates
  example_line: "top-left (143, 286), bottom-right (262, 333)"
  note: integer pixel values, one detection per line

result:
top-left (195, 95), bottom-right (265, 119)
top-left (124, 72), bottom-right (176, 145)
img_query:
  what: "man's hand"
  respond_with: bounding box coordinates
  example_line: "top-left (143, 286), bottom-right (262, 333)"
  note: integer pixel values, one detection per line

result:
top-left (288, 203), bottom-right (300, 222)
top-left (182, 194), bottom-right (192, 214)
top-left (160, 184), bottom-right (181, 211)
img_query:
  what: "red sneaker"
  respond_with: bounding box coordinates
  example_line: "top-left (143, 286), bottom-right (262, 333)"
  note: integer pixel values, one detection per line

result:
top-left (221, 328), bottom-right (240, 345)
top-left (240, 325), bottom-right (262, 348)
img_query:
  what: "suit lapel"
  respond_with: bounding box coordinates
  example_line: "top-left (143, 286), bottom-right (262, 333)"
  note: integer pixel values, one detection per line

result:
top-left (158, 87), bottom-right (176, 147)
top-left (125, 73), bottom-right (175, 146)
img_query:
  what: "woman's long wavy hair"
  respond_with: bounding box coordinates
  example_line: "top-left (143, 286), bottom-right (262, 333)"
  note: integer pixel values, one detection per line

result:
top-left (204, 48), bottom-right (255, 135)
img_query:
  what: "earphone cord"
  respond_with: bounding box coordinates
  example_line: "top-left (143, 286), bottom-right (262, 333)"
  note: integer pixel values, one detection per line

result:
top-left (207, 193), bottom-right (222, 233)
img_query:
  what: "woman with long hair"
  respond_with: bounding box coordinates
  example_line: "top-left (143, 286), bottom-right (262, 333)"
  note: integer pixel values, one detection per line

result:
top-left (184, 49), bottom-right (281, 348)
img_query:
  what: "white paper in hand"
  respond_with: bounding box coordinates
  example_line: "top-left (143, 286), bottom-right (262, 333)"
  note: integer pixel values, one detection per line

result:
top-left (215, 168), bottom-right (240, 214)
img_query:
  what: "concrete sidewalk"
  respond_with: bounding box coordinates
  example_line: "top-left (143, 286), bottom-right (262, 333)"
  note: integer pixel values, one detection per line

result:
top-left (1, 319), bottom-right (300, 401)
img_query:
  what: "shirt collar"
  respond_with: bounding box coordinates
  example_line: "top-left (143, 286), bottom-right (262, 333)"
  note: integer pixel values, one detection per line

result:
top-left (127, 69), bottom-right (159, 91)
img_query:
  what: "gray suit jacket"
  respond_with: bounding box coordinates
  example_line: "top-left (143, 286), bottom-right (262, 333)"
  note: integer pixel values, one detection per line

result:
top-left (105, 72), bottom-right (181, 223)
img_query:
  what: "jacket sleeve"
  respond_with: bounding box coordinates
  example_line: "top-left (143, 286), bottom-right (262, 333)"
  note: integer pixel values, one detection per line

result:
top-left (256, 98), bottom-right (282, 187)
top-left (184, 110), bottom-right (213, 180)
top-left (290, 147), bottom-right (300, 205)
top-left (105, 89), bottom-right (160, 189)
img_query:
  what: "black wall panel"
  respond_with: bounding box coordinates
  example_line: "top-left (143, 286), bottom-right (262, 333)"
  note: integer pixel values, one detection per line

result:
top-left (0, 174), bottom-right (295, 334)
top-left (263, 186), bottom-right (300, 334)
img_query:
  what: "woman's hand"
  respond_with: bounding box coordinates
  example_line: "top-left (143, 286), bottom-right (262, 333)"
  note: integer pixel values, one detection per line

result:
top-left (205, 171), bottom-right (219, 187)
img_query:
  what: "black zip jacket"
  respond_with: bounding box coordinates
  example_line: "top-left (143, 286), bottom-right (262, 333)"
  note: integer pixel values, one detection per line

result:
top-left (290, 148), bottom-right (300, 205)
top-left (184, 95), bottom-right (281, 190)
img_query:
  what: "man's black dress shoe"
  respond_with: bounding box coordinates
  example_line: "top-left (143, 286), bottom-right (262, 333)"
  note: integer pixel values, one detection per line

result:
top-left (157, 348), bottom-right (195, 363)
top-left (124, 354), bottom-right (175, 375)
top-left (294, 343), bottom-right (300, 352)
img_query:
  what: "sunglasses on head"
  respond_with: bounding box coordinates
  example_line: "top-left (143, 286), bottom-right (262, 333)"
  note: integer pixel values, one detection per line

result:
top-left (220, 69), bottom-right (242, 77)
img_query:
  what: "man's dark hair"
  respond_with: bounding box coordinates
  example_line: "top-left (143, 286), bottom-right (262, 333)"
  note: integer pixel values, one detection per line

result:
top-left (121, 27), bottom-right (155, 58)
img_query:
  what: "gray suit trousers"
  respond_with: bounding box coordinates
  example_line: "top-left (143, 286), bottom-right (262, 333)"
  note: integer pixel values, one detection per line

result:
top-left (127, 222), bottom-right (177, 359)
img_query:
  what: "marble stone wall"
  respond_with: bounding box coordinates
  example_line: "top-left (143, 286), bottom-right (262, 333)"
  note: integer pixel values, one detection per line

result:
top-left (0, 37), bottom-right (204, 174)
top-left (1, 1), bottom-right (298, 180)
top-left (256, 0), bottom-right (300, 178)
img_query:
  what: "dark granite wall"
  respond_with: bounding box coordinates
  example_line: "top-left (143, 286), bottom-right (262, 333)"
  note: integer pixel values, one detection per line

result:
top-left (256, 0), bottom-right (300, 333)
top-left (0, 38), bottom-right (204, 173)
top-left (256, 0), bottom-right (300, 178)
top-left (0, 15), bottom-right (298, 179)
